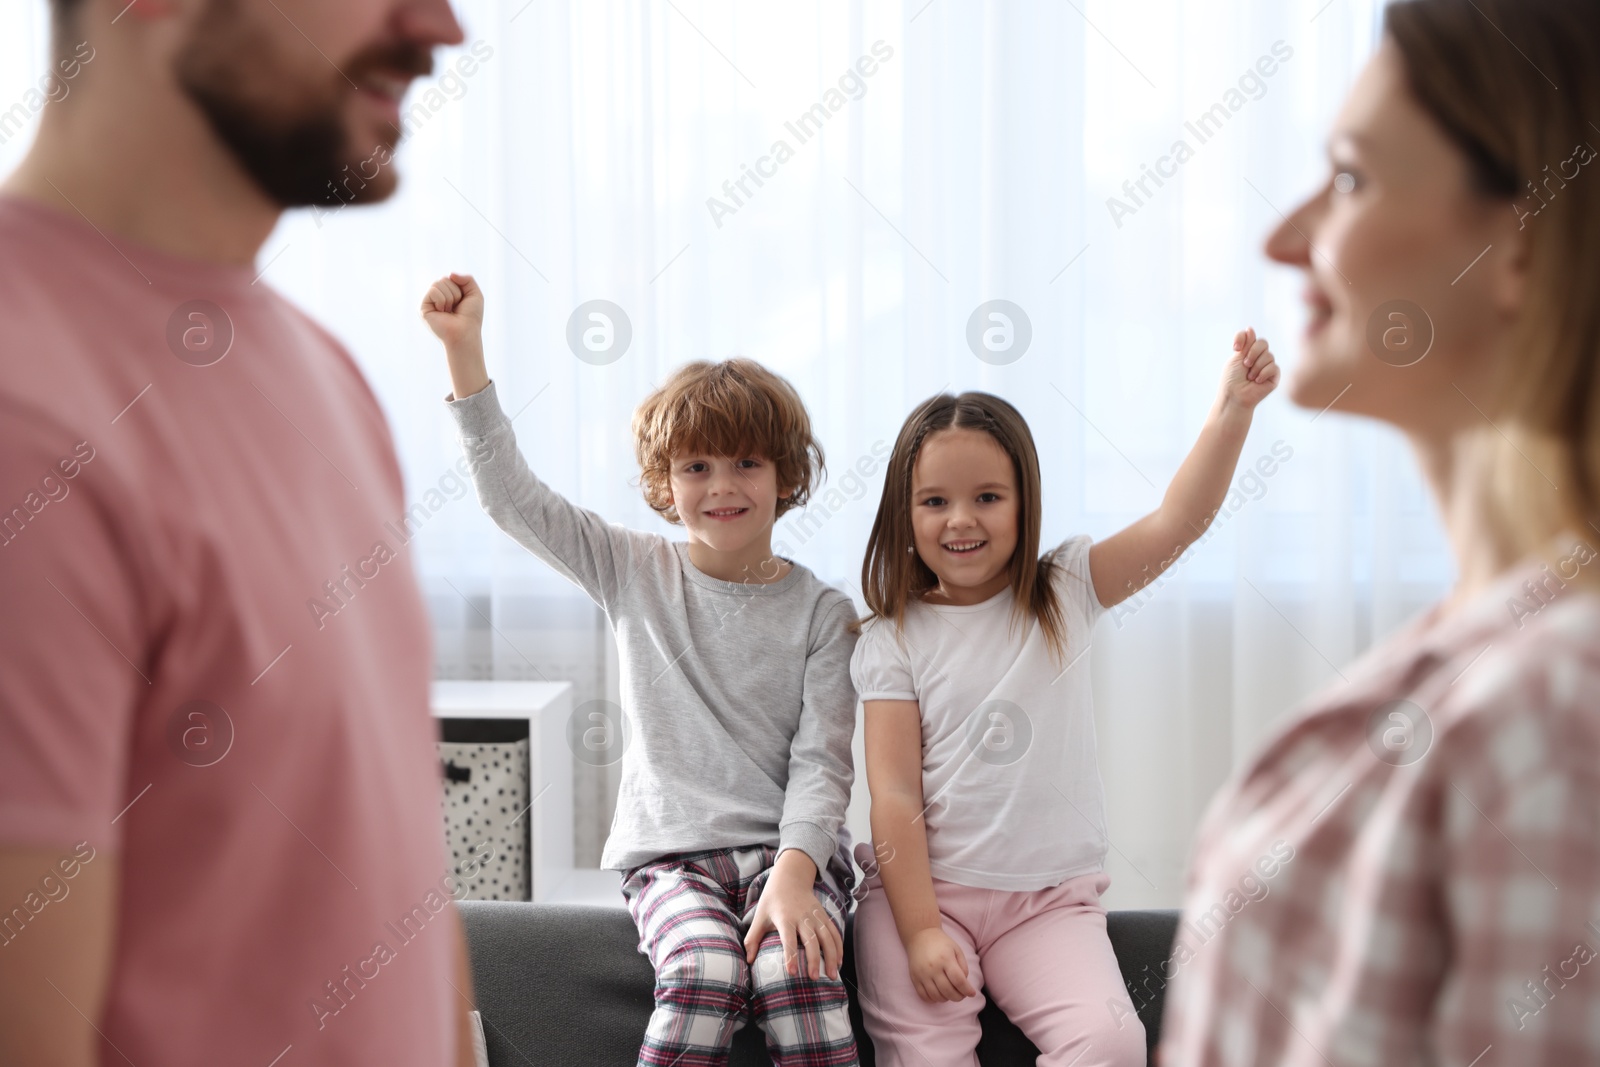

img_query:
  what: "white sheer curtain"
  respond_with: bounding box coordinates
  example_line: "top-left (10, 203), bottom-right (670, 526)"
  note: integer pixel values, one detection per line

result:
top-left (5, 0), bottom-right (1451, 904)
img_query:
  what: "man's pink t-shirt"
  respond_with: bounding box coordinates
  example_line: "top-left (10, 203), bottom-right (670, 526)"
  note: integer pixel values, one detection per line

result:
top-left (0, 195), bottom-right (457, 1066)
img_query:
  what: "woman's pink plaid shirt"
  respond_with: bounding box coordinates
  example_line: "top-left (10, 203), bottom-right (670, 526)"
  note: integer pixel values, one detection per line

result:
top-left (1160, 542), bottom-right (1600, 1066)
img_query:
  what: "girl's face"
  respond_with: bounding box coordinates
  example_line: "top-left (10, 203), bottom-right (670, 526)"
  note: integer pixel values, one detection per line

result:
top-left (1264, 41), bottom-right (1524, 434)
top-left (910, 428), bottom-right (1019, 602)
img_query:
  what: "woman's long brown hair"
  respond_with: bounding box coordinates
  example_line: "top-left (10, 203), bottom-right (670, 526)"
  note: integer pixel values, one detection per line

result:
top-left (854, 392), bottom-right (1071, 666)
top-left (1386, 0), bottom-right (1600, 566)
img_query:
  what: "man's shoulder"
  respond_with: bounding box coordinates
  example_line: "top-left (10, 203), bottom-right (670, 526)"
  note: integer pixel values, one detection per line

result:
top-left (0, 231), bottom-right (149, 448)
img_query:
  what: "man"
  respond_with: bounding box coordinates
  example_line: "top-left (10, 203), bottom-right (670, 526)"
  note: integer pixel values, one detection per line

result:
top-left (0, 1), bottom-right (479, 1064)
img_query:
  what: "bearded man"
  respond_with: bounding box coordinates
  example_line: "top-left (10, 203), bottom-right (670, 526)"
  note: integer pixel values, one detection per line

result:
top-left (0, 2), bottom-right (480, 1064)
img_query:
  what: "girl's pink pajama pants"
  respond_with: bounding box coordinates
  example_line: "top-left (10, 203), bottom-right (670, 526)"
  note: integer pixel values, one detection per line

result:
top-left (851, 864), bottom-right (1147, 1067)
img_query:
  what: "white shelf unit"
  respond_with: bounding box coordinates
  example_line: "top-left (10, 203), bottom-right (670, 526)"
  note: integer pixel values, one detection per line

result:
top-left (545, 867), bottom-right (625, 909)
top-left (431, 680), bottom-right (574, 903)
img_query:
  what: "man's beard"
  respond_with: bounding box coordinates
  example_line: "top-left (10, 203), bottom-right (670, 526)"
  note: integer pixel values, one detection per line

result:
top-left (173, 2), bottom-right (432, 208)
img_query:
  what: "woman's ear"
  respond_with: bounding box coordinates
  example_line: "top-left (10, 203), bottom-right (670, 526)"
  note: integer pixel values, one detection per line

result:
top-left (1486, 202), bottom-right (1531, 320)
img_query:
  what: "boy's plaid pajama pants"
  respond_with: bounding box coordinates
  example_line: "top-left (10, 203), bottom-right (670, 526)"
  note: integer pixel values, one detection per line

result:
top-left (621, 843), bottom-right (861, 1067)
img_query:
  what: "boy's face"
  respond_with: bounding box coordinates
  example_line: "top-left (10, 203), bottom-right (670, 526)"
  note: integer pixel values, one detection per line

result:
top-left (910, 428), bottom-right (1019, 597)
top-left (667, 451), bottom-right (792, 557)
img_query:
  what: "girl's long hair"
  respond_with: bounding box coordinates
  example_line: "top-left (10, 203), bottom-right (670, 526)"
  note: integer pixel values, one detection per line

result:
top-left (854, 392), bottom-right (1071, 665)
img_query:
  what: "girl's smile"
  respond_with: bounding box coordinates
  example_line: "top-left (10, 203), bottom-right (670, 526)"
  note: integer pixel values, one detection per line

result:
top-left (911, 427), bottom-right (1019, 605)
top-left (942, 538), bottom-right (987, 555)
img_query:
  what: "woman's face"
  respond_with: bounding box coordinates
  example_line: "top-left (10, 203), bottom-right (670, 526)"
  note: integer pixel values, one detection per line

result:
top-left (1265, 41), bottom-right (1526, 433)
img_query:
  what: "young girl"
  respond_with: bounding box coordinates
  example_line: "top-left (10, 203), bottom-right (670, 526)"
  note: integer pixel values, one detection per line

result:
top-left (849, 330), bottom-right (1278, 1066)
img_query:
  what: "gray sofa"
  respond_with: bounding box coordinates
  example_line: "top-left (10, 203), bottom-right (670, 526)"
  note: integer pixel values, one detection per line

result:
top-left (460, 900), bottom-right (1179, 1066)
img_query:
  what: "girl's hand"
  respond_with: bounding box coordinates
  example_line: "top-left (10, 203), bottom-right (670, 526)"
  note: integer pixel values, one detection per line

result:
top-left (421, 273), bottom-right (490, 400)
top-left (1220, 327), bottom-right (1280, 412)
top-left (743, 868), bottom-right (844, 981)
top-left (904, 926), bottom-right (976, 1003)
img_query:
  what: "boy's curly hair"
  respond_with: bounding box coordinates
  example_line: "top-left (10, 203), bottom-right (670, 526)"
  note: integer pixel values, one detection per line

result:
top-left (632, 359), bottom-right (824, 526)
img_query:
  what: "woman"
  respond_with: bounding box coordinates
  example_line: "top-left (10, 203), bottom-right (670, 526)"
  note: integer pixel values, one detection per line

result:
top-left (1160, 1), bottom-right (1600, 1064)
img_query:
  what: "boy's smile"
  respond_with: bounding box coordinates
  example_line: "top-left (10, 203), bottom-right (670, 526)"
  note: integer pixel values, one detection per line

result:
top-left (669, 453), bottom-right (794, 583)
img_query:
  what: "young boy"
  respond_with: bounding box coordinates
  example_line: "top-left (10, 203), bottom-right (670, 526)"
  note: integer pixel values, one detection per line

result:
top-left (422, 273), bottom-right (861, 1066)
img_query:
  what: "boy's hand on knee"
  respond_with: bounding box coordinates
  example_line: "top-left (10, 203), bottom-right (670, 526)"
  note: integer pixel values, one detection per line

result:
top-left (904, 927), bottom-right (976, 1003)
top-left (744, 874), bottom-right (843, 982)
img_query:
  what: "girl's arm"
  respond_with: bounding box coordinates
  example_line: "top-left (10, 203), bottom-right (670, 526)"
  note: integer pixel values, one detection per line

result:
top-left (1088, 328), bottom-right (1279, 609)
top-left (863, 699), bottom-right (977, 1002)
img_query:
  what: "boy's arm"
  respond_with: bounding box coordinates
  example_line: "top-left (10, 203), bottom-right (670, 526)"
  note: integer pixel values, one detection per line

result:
top-left (741, 596), bottom-right (858, 980)
top-left (1089, 328), bottom-right (1279, 609)
top-left (776, 597), bottom-right (859, 874)
top-left (424, 274), bottom-right (654, 611)
top-left (422, 272), bottom-right (491, 403)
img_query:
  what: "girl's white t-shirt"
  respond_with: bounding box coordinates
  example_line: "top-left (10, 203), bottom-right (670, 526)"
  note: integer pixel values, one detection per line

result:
top-left (851, 534), bottom-right (1109, 891)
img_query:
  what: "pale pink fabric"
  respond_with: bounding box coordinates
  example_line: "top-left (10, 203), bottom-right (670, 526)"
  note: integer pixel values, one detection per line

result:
top-left (853, 859), bottom-right (1146, 1067)
top-left (1160, 550), bottom-right (1600, 1066)
top-left (0, 195), bottom-right (456, 1066)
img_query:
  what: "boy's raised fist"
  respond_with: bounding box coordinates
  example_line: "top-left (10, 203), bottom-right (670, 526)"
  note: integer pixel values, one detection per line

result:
top-left (421, 272), bottom-right (484, 349)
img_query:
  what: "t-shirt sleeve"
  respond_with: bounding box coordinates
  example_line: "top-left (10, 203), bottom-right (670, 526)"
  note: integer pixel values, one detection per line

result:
top-left (446, 380), bottom-right (660, 612)
top-left (850, 616), bottom-right (918, 702)
top-left (1050, 533), bottom-right (1107, 625)
top-left (0, 402), bottom-right (146, 851)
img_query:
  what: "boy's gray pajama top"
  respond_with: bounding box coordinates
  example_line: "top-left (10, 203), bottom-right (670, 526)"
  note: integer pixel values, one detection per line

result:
top-left (446, 381), bottom-right (858, 875)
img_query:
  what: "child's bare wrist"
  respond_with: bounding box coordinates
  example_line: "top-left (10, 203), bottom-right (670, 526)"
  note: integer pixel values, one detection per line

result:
top-left (1210, 395), bottom-right (1255, 430)
top-left (446, 337), bottom-right (485, 366)
top-left (899, 920), bottom-right (943, 947)
top-left (772, 848), bottom-right (818, 886)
